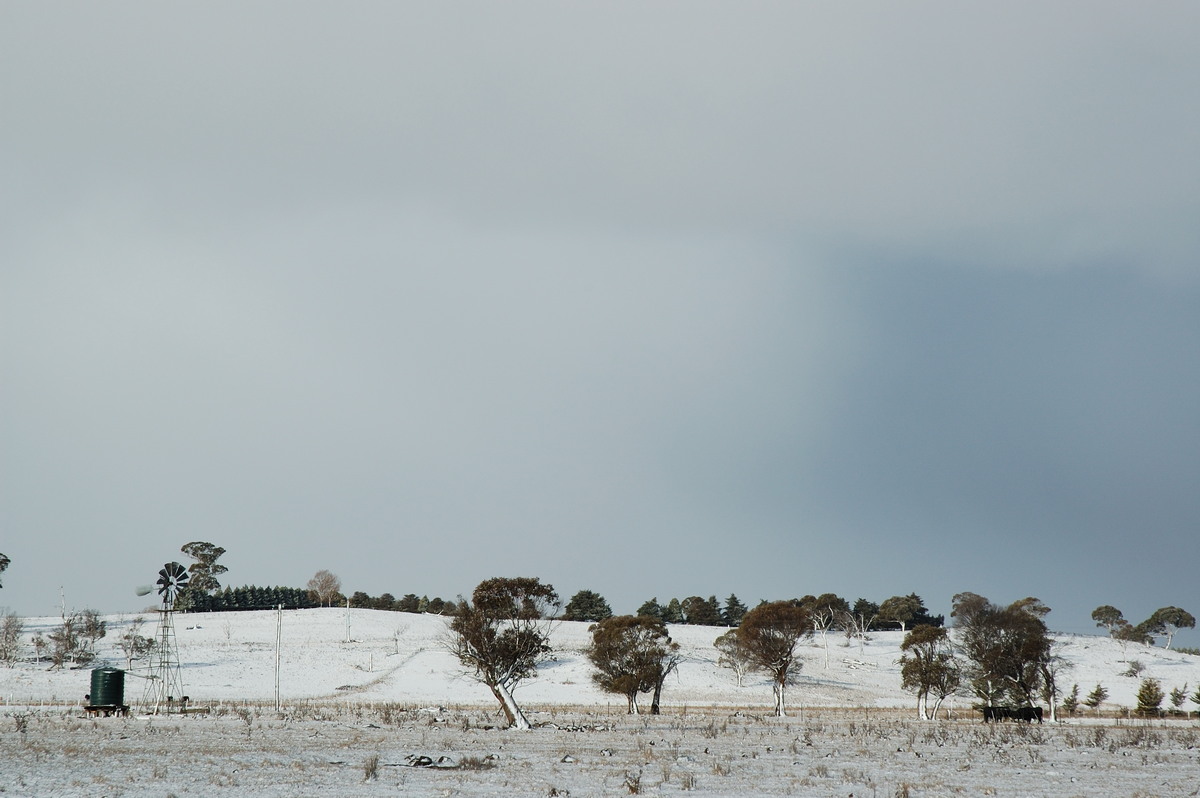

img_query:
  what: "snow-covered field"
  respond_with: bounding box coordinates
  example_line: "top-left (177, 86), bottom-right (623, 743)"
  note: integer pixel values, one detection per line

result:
top-left (3, 608), bottom-right (1199, 796)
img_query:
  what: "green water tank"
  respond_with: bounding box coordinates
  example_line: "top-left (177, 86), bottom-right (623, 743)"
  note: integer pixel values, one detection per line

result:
top-left (90, 667), bottom-right (125, 707)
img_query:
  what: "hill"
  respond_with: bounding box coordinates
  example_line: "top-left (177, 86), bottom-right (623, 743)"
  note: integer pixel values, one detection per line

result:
top-left (4, 608), bottom-right (1198, 715)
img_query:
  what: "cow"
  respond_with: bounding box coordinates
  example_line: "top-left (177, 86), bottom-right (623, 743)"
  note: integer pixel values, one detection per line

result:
top-left (981, 706), bottom-right (1043, 723)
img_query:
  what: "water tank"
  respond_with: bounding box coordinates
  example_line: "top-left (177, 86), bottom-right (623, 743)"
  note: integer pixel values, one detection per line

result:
top-left (90, 667), bottom-right (125, 707)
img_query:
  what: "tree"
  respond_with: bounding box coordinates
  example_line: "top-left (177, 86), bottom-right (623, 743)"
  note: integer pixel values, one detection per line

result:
top-left (0, 613), bottom-right (23, 667)
top-left (1191, 684), bottom-right (1200, 715)
top-left (1038, 639), bottom-right (1073, 722)
top-left (117, 616), bottom-right (156, 670)
top-left (79, 609), bottom-right (107, 657)
top-left (397, 594), bottom-right (421, 613)
top-left (48, 612), bottom-right (92, 668)
top-left (722, 594), bottom-right (748, 627)
top-left (1061, 683), bottom-right (1080, 717)
top-left (804, 594), bottom-right (850, 669)
top-left (1169, 683), bottom-right (1189, 715)
top-left (1084, 683), bottom-right (1108, 716)
top-left (563, 590), bottom-right (613, 622)
top-left (662, 598), bottom-right (685, 624)
top-left (0, 552), bottom-right (9, 588)
top-left (682, 596), bottom-right (723, 626)
top-left (307, 570), bottom-right (342, 607)
top-left (1113, 620), bottom-right (1154, 654)
top-left (180, 542), bottom-right (228, 594)
top-left (587, 615), bottom-right (679, 714)
top-left (1092, 604), bottom-right (1152, 658)
top-left (845, 598), bottom-right (879, 650)
top-left (878, 594), bottom-right (940, 631)
top-left (714, 629), bottom-right (753, 687)
top-left (737, 601), bottom-right (812, 717)
top-left (899, 625), bottom-right (960, 720)
top-left (952, 593), bottom-right (1052, 708)
top-left (1148, 607), bottom-right (1196, 650)
top-left (1136, 678), bottom-right (1164, 716)
top-left (878, 595), bottom-right (921, 631)
top-left (1091, 605), bottom-right (1126, 636)
top-left (447, 576), bottom-right (559, 730)
top-left (636, 598), bottom-right (663, 620)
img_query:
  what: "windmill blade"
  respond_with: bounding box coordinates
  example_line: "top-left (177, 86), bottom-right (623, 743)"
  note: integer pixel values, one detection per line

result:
top-left (156, 562), bottom-right (190, 602)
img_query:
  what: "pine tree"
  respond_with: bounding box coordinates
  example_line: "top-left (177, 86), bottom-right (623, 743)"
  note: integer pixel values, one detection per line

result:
top-left (1136, 678), bottom-right (1164, 716)
top-left (1084, 683), bottom-right (1108, 715)
top-left (1061, 683), bottom-right (1080, 716)
top-left (722, 594), bottom-right (748, 626)
top-left (662, 598), bottom-right (685, 624)
top-left (636, 598), bottom-right (663, 620)
top-left (563, 590), bottom-right (614, 622)
top-left (1169, 683), bottom-right (1188, 714)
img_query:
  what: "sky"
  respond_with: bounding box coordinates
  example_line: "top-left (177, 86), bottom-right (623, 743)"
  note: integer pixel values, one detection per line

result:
top-left (2, 2), bottom-right (1198, 644)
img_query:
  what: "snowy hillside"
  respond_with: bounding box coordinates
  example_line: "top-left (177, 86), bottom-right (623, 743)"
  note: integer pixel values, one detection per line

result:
top-left (4, 608), bottom-right (1198, 714)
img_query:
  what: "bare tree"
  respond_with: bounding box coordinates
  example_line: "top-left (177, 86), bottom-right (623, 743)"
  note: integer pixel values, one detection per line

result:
top-left (447, 576), bottom-right (559, 730)
top-left (1039, 639), bottom-right (1073, 722)
top-left (79, 609), bottom-right (107, 657)
top-left (0, 613), bottom-right (23, 667)
top-left (307, 570), bottom-right (342, 607)
top-left (737, 601), bottom-right (812, 717)
top-left (117, 616), bottom-right (156, 670)
top-left (804, 594), bottom-right (849, 669)
top-left (49, 613), bottom-right (91, 669)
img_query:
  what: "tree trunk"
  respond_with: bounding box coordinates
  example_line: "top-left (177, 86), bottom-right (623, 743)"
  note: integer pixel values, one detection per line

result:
top-left (774, 680), bottom-right (787, 717)
top-left (930, 695), bottom-right (945, 720)
top-left (917, 692), bottom-right (929, 720)
top-left (490, 682), bottom-right (531, 730)
top-left (627, 692), bottom-right (640, 715)
top-left (651, 678), bottom-right (664, 715)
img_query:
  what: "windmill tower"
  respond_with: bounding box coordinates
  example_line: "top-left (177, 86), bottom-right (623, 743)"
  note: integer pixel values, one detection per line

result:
top-left (142, 562), bottom-right (188, 714)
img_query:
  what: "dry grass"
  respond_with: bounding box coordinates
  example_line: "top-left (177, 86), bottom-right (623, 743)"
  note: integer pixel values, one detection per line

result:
top-left (3, 704), bottom-right (1199, 796)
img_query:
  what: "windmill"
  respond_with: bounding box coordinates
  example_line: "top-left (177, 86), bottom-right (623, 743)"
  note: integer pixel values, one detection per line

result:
top-left (141, 562), bottom-right (189, 714)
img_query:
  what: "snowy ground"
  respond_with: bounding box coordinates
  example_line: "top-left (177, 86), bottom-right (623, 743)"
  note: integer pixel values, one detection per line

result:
top-left (2, 608), bottom-right (1199, 796)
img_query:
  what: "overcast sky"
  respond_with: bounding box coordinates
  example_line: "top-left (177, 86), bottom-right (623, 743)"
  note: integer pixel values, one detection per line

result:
top-left (2, 3), bottom-right (1197, 644)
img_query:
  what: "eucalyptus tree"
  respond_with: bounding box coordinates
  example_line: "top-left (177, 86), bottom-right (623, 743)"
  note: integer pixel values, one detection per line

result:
top-left (447, 577), bottom-right (560, 730)
top-left (737, 600), bottom-right (812, 717)
top-left (952, 593), bottom-right (1052, 708)
top-left (587, 615), bottom-right (679, 714)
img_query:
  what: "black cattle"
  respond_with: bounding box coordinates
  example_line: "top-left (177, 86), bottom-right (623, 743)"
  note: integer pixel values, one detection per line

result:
top-left (981, 706), bottom-right (1043, 723)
